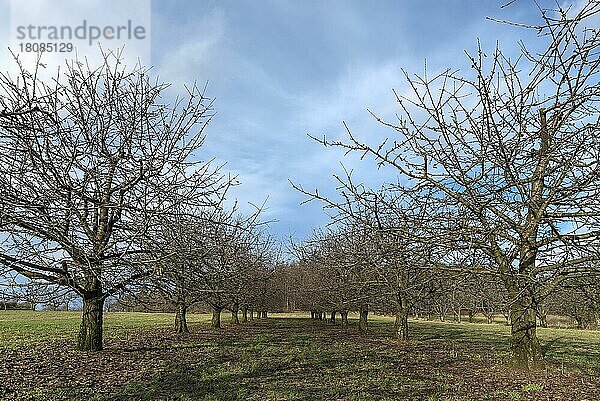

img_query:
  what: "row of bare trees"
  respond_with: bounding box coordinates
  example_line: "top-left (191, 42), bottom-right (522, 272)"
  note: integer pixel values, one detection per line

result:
top-left (292, 1), bottom-right (600, 369)
top-left (0, 50), bottom-right (281, 350)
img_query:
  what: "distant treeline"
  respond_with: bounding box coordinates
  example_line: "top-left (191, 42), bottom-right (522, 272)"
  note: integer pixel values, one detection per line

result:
top-left (0, 301), bottom-right (34, 310)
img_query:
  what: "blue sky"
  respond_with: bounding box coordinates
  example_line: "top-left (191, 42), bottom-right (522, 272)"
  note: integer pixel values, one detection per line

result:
top-left (149, 0), bottom-right (545, 241)
top-left (0, 0), bottom-right (581, 241)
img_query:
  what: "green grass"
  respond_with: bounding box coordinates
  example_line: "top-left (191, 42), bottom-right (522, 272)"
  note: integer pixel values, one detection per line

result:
top-left (1, 311), bottom-right (600, 400)
top-left (0, 310), bottom-right (212, 348)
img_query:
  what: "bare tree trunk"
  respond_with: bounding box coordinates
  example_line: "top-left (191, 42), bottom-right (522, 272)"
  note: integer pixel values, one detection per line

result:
top-left (340, 310), bottom-right (349, 327)
top-left (359, 304), bottom-right (368, 332)
top-left (77, 295), bottom-right (104, 351)
top-left (509, 294), bottom-right (542, 369)
top-left (249, 309), bottom-right (254, 321)
top-left (242, 306), bottom-right (248, 323)
top-left (231, 308), bottom-right (240, 324)
top-left (261, 311), bottom-right (268, 318)
top-left (330, 310), bottom-right (336, 324)
top-left (211, 306), bottom-right (222, 329)
top-left (174, 303), bottom-right (189, 333)
top-left (395, 298), bottom-right (409, 341)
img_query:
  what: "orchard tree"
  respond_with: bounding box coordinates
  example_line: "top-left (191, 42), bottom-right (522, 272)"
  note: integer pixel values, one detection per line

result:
top-left (309, 2), bottom-right (600, 368)
top-left (0, 51), bottom-right (229, 350)
top-left (294, 175), bottom-right (447, 339)
top-left (547, 275), bottom-right (600, 329)
top-left (146, 209), bottom-right (229, 334)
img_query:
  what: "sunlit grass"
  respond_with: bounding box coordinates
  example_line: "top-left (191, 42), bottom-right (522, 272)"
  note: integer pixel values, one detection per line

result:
top-left (0, 310), bottom-right (212, 348)
top-left (1, 310), bottom-right (599, 373)
top-left (1, 311), bottom-right (599, 400)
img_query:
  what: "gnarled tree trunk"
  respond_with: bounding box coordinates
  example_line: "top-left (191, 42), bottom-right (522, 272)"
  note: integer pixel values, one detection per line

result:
top-left (77, 294), bottom-right (104, 351)
top-left (509, 291), bottom-right (542, 369)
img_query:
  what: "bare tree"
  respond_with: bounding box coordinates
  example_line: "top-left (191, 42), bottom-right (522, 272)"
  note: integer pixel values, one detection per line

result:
top-left (305, 2), bottom-right (600, 368)
top-left (146, 209), bottom-right (225, 334)
top-left (547, 274), bottom-right (600, 329)
top-left (0, 50), bottom-right (229, 350)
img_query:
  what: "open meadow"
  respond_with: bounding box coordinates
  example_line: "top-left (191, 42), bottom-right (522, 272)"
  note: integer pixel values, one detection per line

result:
top-left (1, 311), bottom-right (599, 401)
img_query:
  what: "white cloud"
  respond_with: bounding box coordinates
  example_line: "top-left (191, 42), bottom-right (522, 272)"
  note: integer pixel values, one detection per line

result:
top-left (154, 7), bottom-right (226, 87)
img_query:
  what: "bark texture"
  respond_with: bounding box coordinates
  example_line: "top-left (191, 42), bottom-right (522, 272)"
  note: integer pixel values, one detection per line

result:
top-left (77, 295), bottom-right (104, 351)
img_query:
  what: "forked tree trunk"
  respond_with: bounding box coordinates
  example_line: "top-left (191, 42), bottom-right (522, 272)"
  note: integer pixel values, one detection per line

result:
top-left (359, 304), bottom-right (368, 332)
top-left (510, 295), bottom-right (542, 369)
top-left (231, 308), bottom-right (240, 324)
top-left (174, 303), bottom-right (189, 333)
top-left (340, 310), bottom-right (349, 327)
top-left (77, 295), bottom-right (104, 351)
top-left (211, 306), bottom-right (222, 329)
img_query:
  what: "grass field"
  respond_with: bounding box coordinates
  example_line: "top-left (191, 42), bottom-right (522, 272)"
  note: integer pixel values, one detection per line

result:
top-left (1, 311), bottom-right (599, 400)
